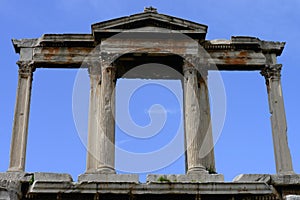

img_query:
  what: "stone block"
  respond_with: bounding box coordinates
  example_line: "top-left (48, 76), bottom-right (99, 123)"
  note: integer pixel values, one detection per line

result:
top-left (271, 174), bottom-right (300, 186)
top-left (0, 173), bottom-right (26, 200)
top-left (233, 174), bottom-right (271, 183)
top-left (78, 174), bottom-right (139, 183)
top-left (33, 173), bottom-right (73, 182)
top-left (147, 174), bottom-right (224, 183)
top-left (0, 172), bottom-right (29, 182)
top-left (233, 174), bottom-right (300, 186)
top-left (0, 189), bottom-right (10, 200)
top-left (286, 195), bottom-right (300, 200)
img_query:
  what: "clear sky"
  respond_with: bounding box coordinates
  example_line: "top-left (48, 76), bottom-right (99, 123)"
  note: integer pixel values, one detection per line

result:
top-left (0, 0), bottom-right (299, 182)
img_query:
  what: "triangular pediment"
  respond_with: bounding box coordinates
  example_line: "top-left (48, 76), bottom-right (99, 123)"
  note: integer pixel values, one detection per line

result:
top-left (92, 8), bottom-right (207, 39)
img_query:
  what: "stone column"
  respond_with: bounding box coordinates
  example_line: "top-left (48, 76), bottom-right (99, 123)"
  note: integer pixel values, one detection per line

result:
top-left (183, 59), bottom-right (207, 174)
top-left (86, 63), bottom-right (101, 173)
top-left (198, 71), bottom-right (216, 173)
top-left (97, 54), bottom-right (116, 174)
top-left (261, 64), bottom-right (294, 174)
top-left (8, 61), bottom-right (34, 172)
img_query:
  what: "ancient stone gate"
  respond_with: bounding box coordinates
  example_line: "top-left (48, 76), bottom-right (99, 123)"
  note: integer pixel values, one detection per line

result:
top-left (1, 7), bottom-right (299, 200)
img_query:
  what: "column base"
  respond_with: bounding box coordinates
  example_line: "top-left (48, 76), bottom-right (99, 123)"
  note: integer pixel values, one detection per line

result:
top-left (187, 167), bottom-right (209, 175)
top-left (85, 169), bottom-right (97, 174)
top-left (147, 174), bottom-right (224, 183)
top-left (78, 173), bottom-right (139, 183)
top-left (96, 166), bottom-right (116, 174)
top-left (7, 167), bottom-right (24, 173)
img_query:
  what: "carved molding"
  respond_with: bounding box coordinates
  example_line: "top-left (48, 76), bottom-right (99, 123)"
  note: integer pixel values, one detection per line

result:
top-left (241, 195), bottom-right (278, 200)
top-left (184, 55), bottom-right (200, 66)
top-left (203, 43), bottom-right (235, 51)
top-left (183, 62), bottom-right (197, 76)
top-left (100, 52), bottom-right (121, 70)
top-left (261, 64), bottom-right (282, 81)
top-left (183, 55), bottom-right (199, 74)
top-left (17, 61), bottom-right (35, 78)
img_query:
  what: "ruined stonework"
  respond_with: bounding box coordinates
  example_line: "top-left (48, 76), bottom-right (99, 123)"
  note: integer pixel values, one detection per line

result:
top-left (1, 8), bottom-right (299, 200)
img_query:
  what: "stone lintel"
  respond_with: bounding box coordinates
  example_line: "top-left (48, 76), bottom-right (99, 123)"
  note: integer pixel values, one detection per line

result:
top-left (147, 174), bottom-right (224, 183)
top-left (78, 174), bottom-right (139, 183)
top-left (14, 39), bottom-right (272, 70)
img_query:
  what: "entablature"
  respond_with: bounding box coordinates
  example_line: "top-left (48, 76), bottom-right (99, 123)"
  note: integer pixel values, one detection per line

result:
top-left (11, 10), bottom-right (285, 71)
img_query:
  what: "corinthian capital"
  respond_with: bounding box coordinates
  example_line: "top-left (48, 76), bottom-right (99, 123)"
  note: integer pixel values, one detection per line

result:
top-left (183, 55), bottom-right (209, 79)
top-left (260, 64), bottom-right (282, 80)
top-left (17, 61), bottom-right (35, 78)
top-left (183, 55), bottom-right (199, 75)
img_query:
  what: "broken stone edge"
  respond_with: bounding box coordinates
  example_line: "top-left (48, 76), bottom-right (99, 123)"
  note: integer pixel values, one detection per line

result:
top-left (233, 174), bottom-right (300, 186)
top-left (146, 174), bottom-right (224, 183)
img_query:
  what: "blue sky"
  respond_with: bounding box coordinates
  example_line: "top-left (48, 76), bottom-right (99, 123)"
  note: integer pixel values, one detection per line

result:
top-left (0, 0), bottom-right (299, 182)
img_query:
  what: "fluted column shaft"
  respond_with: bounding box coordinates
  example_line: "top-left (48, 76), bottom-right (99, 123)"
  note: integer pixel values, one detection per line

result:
top-left (86, 64), bottom-right (101, 173)
top-left (261, 64), bottom-right (294, 174)
top-left (97, 56), bottom-right (116, 174)
top-left (8, 61), bottom-right (34, 172)
top-left (198, 71), bottom-right (216, 173)
top-left (183, 60), bottom-right (207, 174)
